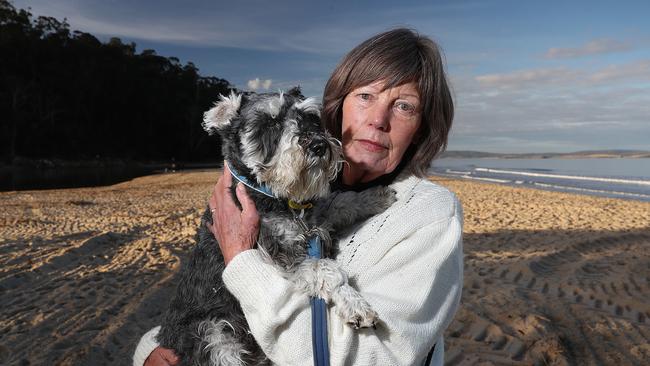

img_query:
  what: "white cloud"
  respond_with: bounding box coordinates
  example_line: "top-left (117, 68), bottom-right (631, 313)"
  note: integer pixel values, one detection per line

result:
top-left (589, 60), bottom-right (650, 82)
top-left (9, 0), bottom-right (376, 54)
top-left (247, 78), bottom-right (272, 90)
top-left (474, 60), bottom-right (650, 89)
top-left (451, 61), bottom-right (650, 152)
top-left (475, 68), bottom-right (579, 88)
top-left (545, 38), bottom-right (632, 59)
top-left (9, 0), bottom-right (475, 56)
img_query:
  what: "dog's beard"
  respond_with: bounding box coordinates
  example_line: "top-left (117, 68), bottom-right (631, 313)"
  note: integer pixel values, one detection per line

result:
top-left (235, 98), bottom-right (343, 202)
top-left (258, 133), bottom-right (342, 202)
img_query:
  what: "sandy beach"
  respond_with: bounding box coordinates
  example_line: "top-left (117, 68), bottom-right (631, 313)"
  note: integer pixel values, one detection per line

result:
top-left (1, 170), bottom-right (649, 365)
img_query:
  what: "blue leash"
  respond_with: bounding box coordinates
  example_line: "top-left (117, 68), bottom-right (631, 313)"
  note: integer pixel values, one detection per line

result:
top-left (225, 161), bottom-right (330, 365)
top-left (307, 235), bottom-right (330, 366)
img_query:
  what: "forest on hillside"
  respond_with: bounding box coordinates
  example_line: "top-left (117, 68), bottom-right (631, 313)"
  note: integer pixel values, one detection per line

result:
top-left (0, 0), bottom-right (234, 165)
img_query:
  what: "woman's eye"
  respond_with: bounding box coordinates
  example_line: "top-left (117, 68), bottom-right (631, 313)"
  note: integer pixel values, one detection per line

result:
top-left (395, 102), bottom-right (415, 113)
top-left (358, 93), bottom-right (371, 101)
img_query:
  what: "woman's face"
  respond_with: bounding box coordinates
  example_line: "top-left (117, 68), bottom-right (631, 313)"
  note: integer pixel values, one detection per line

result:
top-left (341, 80), bottom-right (422, 184)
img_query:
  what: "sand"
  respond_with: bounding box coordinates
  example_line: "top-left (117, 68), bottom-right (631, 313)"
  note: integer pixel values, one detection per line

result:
top-left (1, 171), bottom-right (649, 365)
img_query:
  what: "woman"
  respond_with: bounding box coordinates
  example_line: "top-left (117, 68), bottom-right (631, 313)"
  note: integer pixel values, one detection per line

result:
top-left (135, 28), bottom-right (462, 366)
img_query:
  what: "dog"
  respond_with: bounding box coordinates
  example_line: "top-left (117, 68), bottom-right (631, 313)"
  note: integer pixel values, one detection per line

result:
top-left (156, 87), bottom-right (396, 365)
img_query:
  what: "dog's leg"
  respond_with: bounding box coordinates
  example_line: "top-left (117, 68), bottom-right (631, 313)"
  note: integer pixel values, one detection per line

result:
top-left (196, 319), bottom-right (251, 366)
top-left (290, 258), bottom-right (343, 300)
top-left (321, 186), bottom-right (397, 232)
top-left (290, 259), bottom-right (378, 329)
top-left (331, 283), bottom-right (379, 329)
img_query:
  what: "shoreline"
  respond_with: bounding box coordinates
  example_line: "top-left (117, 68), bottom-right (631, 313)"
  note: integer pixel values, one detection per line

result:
top-left (433, 171), bottom-right (650, 203)
top-left (4, 155), bottom-right (649, 204)
top-left (431, 157), bottom-right (650, 203)
top-left (1, 171), bottom-right (649, 365)
top-left (5, 164), bottom-right (650, 204)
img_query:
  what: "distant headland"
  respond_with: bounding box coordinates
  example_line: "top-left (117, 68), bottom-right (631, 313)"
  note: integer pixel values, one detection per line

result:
top-left (440, 150), bottom-right (650, 159)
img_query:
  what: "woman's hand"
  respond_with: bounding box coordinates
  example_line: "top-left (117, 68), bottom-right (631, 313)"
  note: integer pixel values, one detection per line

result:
top-left (207, 162), bottom-right (260, 265)
top-left (144, 347), bottom-right (179, 366)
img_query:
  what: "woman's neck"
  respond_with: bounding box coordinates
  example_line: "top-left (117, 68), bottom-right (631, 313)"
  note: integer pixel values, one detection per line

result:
top-left (342, 164), bottom-right (380, 186)
top-left (338, 160), bottom-right (408, 192)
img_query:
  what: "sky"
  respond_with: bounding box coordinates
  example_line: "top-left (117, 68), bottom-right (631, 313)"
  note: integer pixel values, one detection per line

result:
top-left (13, 0), bottom-right (650, 153)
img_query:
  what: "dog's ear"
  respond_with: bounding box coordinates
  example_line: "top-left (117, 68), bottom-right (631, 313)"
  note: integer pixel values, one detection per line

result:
top-left (286, 86), bottom-right (303, 98)
top-left (293, 97), bottom-right (321, 116)
top-left (202, 92), bottom-right (242, 134)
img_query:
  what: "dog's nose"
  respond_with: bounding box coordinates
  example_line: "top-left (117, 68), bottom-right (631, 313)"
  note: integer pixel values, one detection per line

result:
top-left (308, 137), bottom-right (328, 156)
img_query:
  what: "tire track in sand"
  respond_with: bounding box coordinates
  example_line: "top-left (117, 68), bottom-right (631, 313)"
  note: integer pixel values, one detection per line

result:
top-left (447, 231), bottom-right (650, 365)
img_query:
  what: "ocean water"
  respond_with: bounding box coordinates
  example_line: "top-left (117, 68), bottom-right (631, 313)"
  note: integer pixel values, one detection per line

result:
top-left (429, 158), bottom-right (650, 202)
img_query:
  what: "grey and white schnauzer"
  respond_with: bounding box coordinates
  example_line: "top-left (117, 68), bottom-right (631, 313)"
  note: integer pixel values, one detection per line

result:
top-left (156, 87), bottom-right (396, 365)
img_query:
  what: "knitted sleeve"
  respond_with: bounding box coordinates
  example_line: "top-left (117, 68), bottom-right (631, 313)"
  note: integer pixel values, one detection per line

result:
top-left (222, 183), bottom-right (464, 365)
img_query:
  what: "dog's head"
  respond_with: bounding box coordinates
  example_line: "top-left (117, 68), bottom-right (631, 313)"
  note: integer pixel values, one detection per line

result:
top-left (203, 87), bottom-right (342, 202)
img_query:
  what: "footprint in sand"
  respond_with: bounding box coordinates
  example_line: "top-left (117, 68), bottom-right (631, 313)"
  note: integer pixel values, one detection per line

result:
top-left (0, 344), bottom-right (10, 364)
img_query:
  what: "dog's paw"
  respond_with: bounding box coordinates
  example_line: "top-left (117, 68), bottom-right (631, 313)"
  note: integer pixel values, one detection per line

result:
top-left (331, 281), bottom-right (380, 330)
top-left (336, 298), bottom-right (379, 330)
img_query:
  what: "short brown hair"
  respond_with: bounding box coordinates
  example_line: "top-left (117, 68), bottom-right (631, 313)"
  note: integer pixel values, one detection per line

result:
top-left (322, 28), bottom-right (454, 177)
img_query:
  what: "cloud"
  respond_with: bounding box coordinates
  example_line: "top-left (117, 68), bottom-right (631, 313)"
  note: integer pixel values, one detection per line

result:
top-left (266, 78), bottom-right (329, 99)
top-left (10, 0), bottom-right (475, 56)
top-left (474, 59), bottom-right (650, 89)
top-left (544, 38), bottom-right (632, 59)
top-left (589, 60), bottom-right (650, 82)
top-left (451, 62), bottom-right (650, 152)
top-left (247, 78), bottom-right (272, 90)
top-left (9, 0), bottom-right (377, 54)
top-left (475, 68), bottom-right (580, 88)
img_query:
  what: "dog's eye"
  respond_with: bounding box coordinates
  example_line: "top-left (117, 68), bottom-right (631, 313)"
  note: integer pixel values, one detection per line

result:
top-left (267, 116), bottom-right (282, 127)
top-left (261, 112), bottom-right (278, 122)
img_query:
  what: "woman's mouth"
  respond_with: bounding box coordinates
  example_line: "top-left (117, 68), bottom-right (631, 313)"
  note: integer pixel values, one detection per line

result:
top-left (357, 139), bottom-right (387, 152)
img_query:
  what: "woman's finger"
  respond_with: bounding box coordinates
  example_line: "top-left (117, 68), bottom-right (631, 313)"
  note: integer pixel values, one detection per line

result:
top-left (222, 160), bottom-right (233, 190)
top-left (159, 348), bottom-right (180, 364)
top-left (144, 347), bottom-right (179, 366)
top-left (236, 183), bottom-right (259, 225)
top-left (235, 183), bottom-right (252, 210)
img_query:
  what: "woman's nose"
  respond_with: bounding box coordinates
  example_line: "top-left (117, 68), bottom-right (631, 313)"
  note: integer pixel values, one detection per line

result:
top-left (369, 104), bottom-right (390, 131)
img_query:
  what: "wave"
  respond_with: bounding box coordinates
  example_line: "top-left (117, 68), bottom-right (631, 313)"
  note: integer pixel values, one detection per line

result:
top-left (444, 169), bottom-right (472, 175)
top-left (532, 182), bottom-right (650, 200)
top-left (432, 169), bottom-right (650, 201)
top-left (459, 175), bottom-right (511, 184)
top-left (474, 168), bottom-right (650, 186)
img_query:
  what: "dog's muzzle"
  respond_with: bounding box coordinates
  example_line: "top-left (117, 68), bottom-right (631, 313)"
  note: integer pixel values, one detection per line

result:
top-left (300, 135), bottom-right (329, 157)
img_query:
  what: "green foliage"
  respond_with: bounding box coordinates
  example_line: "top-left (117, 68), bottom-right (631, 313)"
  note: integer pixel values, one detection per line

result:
top-left (0, 0), bottom-right (234, 162)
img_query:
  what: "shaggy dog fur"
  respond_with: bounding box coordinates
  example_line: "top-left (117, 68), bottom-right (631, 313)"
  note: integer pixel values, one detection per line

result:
top-left (156, 88), bottom-right (395, 365)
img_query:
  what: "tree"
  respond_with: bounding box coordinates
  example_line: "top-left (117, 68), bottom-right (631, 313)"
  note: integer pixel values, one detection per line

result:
top-left (0, 0), bottom-right (235, 163)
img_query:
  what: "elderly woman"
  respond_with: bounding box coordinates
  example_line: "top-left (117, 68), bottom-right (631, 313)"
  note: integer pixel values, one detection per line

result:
top-left (135, 28), bottom-right (462, 366)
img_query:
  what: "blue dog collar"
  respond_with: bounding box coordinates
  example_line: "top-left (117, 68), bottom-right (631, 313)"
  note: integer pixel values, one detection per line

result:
top-left (225, 161), bottom-right (275, 198)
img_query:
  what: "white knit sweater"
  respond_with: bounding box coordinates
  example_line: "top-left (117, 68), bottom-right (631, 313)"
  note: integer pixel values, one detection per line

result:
top-left (133, 175), bottom-right (464, 366)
